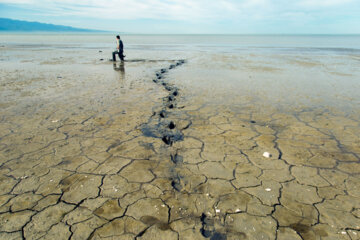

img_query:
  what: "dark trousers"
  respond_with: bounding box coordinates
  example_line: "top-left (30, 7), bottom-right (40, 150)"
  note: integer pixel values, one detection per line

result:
top-left (112, 51), bottom-right (124, 61)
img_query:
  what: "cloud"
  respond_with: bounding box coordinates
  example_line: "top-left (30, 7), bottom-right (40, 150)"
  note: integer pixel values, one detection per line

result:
top-left (298, 0), bottom-right (355, 8)
top-left (1, 0), bottom-right (359, 33)
top-left (1, 0), bottom-right (220, 20)
top-left (0, 0), bottom-right (280, 21)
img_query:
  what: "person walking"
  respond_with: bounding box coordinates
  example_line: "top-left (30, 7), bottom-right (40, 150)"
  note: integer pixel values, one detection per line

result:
top-left (112, 35), bottom-right (125, 61)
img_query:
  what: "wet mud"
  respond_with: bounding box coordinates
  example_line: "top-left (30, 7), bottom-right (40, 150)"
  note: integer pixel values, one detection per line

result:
top-left (141, 60), bottom-right (187, 147)
top-left (0, 45), bottom-right (360, 240)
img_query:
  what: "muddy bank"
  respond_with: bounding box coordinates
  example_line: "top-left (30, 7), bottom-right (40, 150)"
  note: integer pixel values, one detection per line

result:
top-left (1, 45), bottom-right (360, 240)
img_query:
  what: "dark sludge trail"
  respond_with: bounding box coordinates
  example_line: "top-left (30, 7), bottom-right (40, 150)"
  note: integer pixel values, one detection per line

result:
top-left (141, 59), bottom-right (186, 146)
top-left (140, 59), bottom-right (229, 238)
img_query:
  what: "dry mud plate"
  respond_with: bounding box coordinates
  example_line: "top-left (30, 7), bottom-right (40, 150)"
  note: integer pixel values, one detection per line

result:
top-left (1, 46), bottom-right (360, 240)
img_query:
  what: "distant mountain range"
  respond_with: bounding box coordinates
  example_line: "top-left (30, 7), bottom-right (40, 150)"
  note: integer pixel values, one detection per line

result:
top-left (0, 18), bottom-right (100, 32)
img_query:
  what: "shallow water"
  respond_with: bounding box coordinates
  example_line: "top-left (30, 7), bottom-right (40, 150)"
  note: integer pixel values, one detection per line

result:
top-left (0, 34), bottom-right (360, 239)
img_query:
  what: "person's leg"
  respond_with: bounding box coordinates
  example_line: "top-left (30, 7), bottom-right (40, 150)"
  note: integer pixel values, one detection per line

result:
top-left (112, 51), bottom-right (116, 61)
top-left (120, 51), bottom-right (124, 61)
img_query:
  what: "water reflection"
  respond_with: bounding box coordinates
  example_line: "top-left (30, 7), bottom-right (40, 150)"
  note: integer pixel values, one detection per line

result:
top-left (113, 62), bottom-right (125, 78)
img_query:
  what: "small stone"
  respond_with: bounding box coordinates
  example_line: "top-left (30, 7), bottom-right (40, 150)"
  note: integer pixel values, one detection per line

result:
top-left (263, 152), bottom-right (271, 158)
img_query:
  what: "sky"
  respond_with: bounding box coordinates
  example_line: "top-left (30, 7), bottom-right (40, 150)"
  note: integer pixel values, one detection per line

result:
top-left (0, 0), bottom-right (359, 34)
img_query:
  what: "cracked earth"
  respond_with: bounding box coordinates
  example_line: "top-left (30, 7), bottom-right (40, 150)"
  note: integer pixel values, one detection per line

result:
top-left (1, 46), bottom-right (360, 240)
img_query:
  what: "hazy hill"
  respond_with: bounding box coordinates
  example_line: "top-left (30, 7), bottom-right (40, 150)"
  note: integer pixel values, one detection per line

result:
top-left (0, 18), bottom-right (99, 32)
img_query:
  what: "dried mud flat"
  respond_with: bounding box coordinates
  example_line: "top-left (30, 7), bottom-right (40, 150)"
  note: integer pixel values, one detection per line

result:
top-left (0, 47), bottom-right (360, 240)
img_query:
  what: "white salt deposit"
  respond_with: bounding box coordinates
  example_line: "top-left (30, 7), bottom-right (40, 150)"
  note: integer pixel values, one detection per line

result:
top-left (263, 152), bottom-right (271, 158)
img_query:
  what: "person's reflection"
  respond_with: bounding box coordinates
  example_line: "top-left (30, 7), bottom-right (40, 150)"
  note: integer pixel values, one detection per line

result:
top-left (113, 62), bottom-right (125, 78)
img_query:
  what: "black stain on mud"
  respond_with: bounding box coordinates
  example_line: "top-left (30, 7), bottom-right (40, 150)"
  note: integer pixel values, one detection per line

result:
top-left (171, 180), bottom-right (182, 192)
top-left (141, 122), bottom-right (183, 146)
top-left (200, 213), bottom-right (215, 238)
top-left (200, 213), bottom-right (246, 240)
top-left (290, 223), bottom-right (311, 234)
top-left (211, 232), bottom-right (227, 240)
top-left (169, 121), bottom-right (175, 129)
top-left (141, 216), bottom-right (159, 225)
top-left (162, 136), bottom-right (172, 145)
top-left (139, 141), bottom-right (155, 151)
top-left (289, 223), bottom-right (329, 239)
top-left (159, 110), bottom-right (166, 118)
top-left (171, 153), bottom-right (183, 164)
top-left (57, 160), bottom-right (72, 166)
top-left (140, 216), bottom-right (172, 231)
top-left (140, 59), bottom-right (186, 146)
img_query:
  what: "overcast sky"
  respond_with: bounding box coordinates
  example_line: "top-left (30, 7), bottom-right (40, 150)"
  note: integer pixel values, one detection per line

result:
top-left (0, 0), bottom-right (359, 33)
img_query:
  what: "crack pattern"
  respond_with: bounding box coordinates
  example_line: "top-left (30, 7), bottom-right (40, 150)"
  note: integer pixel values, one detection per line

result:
top-left (1, 46), bottom-right (360, 240)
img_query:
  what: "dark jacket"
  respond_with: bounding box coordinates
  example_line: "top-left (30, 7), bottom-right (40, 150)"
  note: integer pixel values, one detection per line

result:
top-left (119, 40), bottom-right (124, 52)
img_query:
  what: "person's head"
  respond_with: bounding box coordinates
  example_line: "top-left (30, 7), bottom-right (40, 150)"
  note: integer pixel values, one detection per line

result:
top-left (116, 35), bottom-right (120, 39)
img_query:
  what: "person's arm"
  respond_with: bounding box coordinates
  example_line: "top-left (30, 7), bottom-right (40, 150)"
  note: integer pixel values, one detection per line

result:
top-left (116, 39), bottom-right (120, 50)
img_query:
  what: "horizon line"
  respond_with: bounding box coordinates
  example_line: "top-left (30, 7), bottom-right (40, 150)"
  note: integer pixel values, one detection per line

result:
top-left (1, 31), bottom-right (360, 35)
